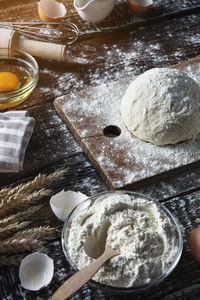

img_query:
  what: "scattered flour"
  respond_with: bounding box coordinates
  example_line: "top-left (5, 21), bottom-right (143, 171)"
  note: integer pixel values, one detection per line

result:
top-left (58, 61), bottom-right (200, 188)
top-left (39, 14), bottom-right (200, 103)
top-left (1, 2), bottom-right (199, 300)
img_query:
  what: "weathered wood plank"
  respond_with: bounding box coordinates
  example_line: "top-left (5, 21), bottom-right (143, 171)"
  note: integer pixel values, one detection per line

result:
top-left (0, 13), bottom-right (198, 188)
top-left (0, 2), bottom-right (200, 299)
top-left (0, 12), bottom-right (199, 110)
top-left (2, 101), bottom-right (200, 201)
top-left (0, 0), bottom-right (199, 37)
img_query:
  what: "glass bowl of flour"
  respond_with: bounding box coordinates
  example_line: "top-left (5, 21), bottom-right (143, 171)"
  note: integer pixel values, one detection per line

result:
top-left (62, 191), bottom-right (183, 294)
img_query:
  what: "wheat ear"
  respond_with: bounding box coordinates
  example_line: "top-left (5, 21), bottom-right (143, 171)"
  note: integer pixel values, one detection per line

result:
top-left (0, 221), bottom-right (30, 239)
top-left (0, 237), bottom-right (46, 255)
top-left (13, 226), bottom-right (55, 240)
top-left (0, 205), bottom-right (43, 227)
top-left (0, 169), bottom-right (67, 203)
top-left (0, 189), bottom-right (52, 218)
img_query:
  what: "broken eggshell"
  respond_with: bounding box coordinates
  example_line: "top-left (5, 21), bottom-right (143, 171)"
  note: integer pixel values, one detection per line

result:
top-left (50, 190), bottom-right (88, 222)
top-left (19, 252), bottom-right (54, 291)
top-left (127, 0), bottom-right (153, 13)
top-left (38, 0), bottom-right (67, 22)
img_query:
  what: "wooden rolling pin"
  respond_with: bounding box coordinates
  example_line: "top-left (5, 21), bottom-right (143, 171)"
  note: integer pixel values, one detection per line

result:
top-left (0, 28), bottom-right (66, 61)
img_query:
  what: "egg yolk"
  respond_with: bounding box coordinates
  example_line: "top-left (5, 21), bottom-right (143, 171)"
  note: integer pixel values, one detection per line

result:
top-left (0, 72), bottom-right (20, 92)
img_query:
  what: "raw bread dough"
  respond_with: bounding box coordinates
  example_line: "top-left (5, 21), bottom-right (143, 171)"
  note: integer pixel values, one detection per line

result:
top-left (120, 68), bottom-right (200, 146)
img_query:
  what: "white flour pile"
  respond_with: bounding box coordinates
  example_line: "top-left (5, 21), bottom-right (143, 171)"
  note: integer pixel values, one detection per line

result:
top-left (66, 193), bottom-right (179, 287)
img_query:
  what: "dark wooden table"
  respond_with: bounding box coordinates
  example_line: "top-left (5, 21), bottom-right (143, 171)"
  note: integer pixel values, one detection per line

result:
top-left (0, 0), bottom-right (200, 299)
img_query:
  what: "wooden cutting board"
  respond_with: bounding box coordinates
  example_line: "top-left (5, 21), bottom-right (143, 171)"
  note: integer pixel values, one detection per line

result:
top-left (54, 58), bottom-right (200, 189)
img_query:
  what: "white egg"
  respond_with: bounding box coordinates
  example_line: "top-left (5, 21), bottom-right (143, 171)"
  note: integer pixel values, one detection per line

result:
top-left (19, 252), bottom-right (54, 291)
top-left (50, 190), bottom-right (88, 222)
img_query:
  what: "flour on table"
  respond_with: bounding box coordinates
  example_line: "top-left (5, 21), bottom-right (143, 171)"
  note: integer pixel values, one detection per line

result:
top-left (59, 61), bottom-right (200, 188)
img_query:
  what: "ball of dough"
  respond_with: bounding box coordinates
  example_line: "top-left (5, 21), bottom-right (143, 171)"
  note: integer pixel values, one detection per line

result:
top-left (120, 68), bottom-right (200, 146)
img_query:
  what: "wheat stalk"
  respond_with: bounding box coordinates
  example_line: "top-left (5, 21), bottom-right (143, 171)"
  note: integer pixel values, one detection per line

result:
top-left (0, 255), bottom-right (22, 267)
top-left (0, 189), bottom-right (52, 218)
top-left (0, 205), bottom-right (43, 227)
top-left (13, 226), bottom-right (55, 240)
top-left (0, 186), bottom-right (51, 209)
top-left (0, 221), bottom-right (30, 239)
top-left (0, 169), bottom-right (67, 205)
top-left (0, 237), bottom-right (46, 255)
top-left (0, 169), bottom-right (67, 265)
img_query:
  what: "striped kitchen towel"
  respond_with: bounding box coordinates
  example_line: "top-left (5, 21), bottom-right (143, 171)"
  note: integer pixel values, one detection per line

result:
top-left (0, 110), bottom-right (35, 173)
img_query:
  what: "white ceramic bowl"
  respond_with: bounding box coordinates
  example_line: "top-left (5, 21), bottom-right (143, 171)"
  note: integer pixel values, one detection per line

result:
top-left (74, 0), bottom-right (116, 24)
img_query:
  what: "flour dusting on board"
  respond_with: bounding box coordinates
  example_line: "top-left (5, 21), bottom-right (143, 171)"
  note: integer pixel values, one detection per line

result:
top-left (56, 61), bottom-right (200, 188)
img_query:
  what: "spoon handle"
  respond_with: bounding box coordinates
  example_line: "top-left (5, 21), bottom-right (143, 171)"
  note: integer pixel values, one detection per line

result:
top-left (52, 247), bottom-right (118, 300)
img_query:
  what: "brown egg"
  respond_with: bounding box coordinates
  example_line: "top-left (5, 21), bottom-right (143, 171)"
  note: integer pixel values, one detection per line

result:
top-left (189, 228), bottom-right (200, 263)
top-left (38, 0), bottom-right (67, 22)
top-left (127, 0), bottom-right (153, 13)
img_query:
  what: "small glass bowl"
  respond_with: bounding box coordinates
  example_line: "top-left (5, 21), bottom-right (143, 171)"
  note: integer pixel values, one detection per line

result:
top-left (0, 48), bottom-right (39, 109)
top-left (62, 190), bottom-right (183, 295)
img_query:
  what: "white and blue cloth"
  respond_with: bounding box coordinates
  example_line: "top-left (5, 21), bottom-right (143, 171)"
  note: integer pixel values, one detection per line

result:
top-left (0, 111), bottom-right (35, 172)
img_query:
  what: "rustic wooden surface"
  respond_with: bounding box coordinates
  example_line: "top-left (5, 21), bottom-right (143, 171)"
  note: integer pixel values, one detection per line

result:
top-left (0, 0), bottom-right (200, 299)
top-left (54, 59), bottom-right (200, 190)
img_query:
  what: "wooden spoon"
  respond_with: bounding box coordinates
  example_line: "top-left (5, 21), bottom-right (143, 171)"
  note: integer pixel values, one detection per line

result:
top-left (52, 245), bottom-right (120, 300)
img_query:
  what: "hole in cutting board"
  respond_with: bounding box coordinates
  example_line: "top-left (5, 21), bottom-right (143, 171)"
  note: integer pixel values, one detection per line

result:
top-left (103, 125), bottom-right (121, 138)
